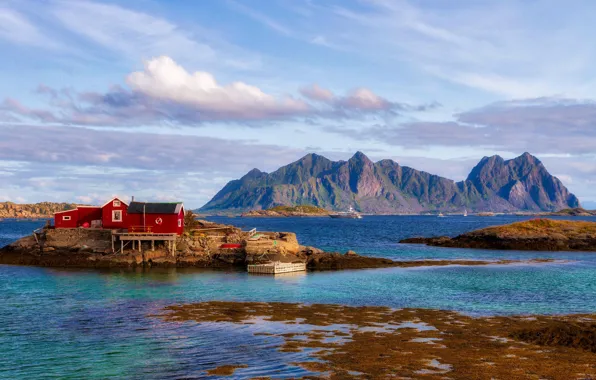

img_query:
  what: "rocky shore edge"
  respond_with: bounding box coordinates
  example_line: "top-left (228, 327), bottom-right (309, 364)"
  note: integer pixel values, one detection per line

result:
top-left (0, 219), bottom-right (555, 270)
top-left (400, 218), bottom-right (596, 251)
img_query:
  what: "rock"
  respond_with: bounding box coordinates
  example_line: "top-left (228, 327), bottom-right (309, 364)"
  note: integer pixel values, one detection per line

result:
top-left (344, 250), bottom-right (358, 256)
top-left (400, 219), bottom-right (596, 252)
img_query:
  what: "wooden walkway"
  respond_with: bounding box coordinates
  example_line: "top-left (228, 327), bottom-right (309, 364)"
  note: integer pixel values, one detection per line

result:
top-left (247, 262), bottom-right (306, 274)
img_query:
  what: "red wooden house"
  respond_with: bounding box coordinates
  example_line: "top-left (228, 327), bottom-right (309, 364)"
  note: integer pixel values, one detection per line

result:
top-left (126, 202), bottom-right (185, 235)
top-left (53, 197), bottom-right (184, 235)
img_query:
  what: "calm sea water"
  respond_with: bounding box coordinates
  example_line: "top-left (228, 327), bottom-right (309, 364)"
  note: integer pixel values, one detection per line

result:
top-left (1, 216), bottom-right (596, 379)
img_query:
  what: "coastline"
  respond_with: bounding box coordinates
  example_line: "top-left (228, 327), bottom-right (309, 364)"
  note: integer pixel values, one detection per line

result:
top-left (0, 219), bottom-right (560, 270)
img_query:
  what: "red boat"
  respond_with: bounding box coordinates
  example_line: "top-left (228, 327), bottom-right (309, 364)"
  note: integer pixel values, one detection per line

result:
top-left (220, 243), bottom-right (243, 249)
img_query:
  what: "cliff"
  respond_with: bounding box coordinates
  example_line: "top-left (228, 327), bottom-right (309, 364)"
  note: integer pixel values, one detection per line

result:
top-left (0, 202), bottom-right (79, 218)
top-left (200, 152), bottom-right (580, 214)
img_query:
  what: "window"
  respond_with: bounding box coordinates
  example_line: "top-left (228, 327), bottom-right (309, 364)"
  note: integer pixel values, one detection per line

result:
top-left (112, 210), bottom-right (122, 222)
top-left (178, 219), bottom-right (182, 227)
top-left (113, 200), bottom-right (121, 207)
top-left (63, 215), bottom-right (71, 221)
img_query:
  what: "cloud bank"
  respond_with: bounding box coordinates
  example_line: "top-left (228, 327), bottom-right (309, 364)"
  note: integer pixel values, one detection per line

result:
top-left (0, 56), bottom-right (435, 126)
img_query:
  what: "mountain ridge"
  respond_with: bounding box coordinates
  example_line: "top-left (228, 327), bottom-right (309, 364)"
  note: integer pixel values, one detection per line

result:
top-left (199, 152), bottom-right (580, 214)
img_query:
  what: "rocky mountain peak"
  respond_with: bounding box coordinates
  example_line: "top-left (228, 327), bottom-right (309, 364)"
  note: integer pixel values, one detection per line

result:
top-left (349, 151), bottom-right (372, 164)
top-left (199, 152), bottom-right (579, 214)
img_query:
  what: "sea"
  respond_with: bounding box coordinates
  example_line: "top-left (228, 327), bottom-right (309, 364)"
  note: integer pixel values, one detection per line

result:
top-left (1, 215), bottom-right (596, 379)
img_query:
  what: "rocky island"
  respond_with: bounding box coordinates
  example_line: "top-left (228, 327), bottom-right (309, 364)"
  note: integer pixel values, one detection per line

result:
top-left (401, 218), bottom-right (596, 251)
top-left (1, 218), bottom-right (553, 270)
top-left (241, 205), bottom-right (330, 217)
top-left (0, 201), bottom-right (79, 219)
top-left (546, 207), bottom-right (596, 216)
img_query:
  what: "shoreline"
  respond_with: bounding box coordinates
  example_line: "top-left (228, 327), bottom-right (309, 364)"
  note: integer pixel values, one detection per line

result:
top-left (0, 248), bottom-right (558, 270)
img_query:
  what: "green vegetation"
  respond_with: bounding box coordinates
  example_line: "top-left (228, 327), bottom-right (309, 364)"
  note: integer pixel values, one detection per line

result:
top-left (183, 210), bottom-right (200, 232)
top-left (268, 205), bottom-right (329, 214)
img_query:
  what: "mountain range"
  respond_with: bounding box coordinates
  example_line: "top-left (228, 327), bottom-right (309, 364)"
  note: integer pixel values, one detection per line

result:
top-left (199, 152), bottom-right (580, 214)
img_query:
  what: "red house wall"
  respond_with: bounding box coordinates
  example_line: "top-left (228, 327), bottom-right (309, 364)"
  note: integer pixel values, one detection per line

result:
top-left (54, 209), bottom-right (79, 228)
top-left (77, 207), bottom-right (102, 226)
top-left (126, 208), bottom-right (184, 235)
top-left (101, 198), bottom-right (128, 229)
top-left (176, 208), bottom-right (184, 235)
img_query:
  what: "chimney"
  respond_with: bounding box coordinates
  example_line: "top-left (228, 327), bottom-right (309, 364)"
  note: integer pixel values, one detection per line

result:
top-left (131, 195), bottom-right (135, 202)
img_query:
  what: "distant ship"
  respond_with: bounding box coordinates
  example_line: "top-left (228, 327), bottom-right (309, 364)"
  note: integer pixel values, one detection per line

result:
top-left (329, 207), bottom-right (362, 219)
top-left (438, 212), bottom-right (445, 217)
top-left (463, 209), bottom-right (468, 217)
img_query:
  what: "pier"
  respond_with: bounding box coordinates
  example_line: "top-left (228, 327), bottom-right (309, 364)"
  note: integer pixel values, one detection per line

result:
top-left (112, 230), bottom-right (177, 254)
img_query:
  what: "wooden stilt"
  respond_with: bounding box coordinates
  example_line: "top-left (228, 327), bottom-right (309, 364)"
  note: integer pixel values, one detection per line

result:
top-left (151, 240), bottom-right (154, 251)
top-left (138, 240), bottom-right (141, 252)
top-left (121, 240), bottom-right (123, 254)
top-left (111, 235), bottom-right (115, 253)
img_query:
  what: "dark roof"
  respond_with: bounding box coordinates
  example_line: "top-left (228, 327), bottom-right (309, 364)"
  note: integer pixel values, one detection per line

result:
top-left (127, 202), bottom-right (184, 214)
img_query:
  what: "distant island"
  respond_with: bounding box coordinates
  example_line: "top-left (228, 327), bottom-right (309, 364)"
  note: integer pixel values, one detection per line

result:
top-left (0, 202), bottom-right (78, 219)
top-left (199, 152), bottom-right (579, 215)
top-left (546, 207), bottom-right (596, 216)
top-left (401, 218), bottom-right (596, 251)
top-left (241, 205), bottom-right (330, 217)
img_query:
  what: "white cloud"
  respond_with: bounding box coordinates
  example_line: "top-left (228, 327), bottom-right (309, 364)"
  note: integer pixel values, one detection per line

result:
top-left (126, 56), bottom-right (310, 119)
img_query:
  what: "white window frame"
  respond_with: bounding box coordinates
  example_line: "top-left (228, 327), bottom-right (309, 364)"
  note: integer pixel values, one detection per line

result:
top-left (63, 215), bottom-right (71, 221)
top-left (112, 210), bottom-right (122, 222)
top-left (113, 200), bottom-right (121, 207)
top-left (178, 219), bottom-right (182, 227)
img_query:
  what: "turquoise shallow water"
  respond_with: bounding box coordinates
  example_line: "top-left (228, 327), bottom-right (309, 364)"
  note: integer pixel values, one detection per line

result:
top-left (1, 216), bottom-right (596, 378)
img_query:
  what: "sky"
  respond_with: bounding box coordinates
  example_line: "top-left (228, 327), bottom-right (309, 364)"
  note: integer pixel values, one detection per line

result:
top-left (2, 0), bottom-right (596, 209)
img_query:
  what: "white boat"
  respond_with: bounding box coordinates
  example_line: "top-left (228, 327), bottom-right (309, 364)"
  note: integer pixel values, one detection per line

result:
top-left (438, 212), bottom-right (445, 217)
top-left (329, 206), bottom-right (362, 219)
top-left (463, 209), bottom-right (468, 217)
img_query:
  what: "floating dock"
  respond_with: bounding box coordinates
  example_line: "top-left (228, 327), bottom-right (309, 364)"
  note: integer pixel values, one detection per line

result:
top-left (247, 261), bottom-right (306, 274)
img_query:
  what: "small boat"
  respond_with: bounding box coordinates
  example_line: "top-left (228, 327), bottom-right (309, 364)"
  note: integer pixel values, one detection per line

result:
top-left (329, 206), bottom-right (362, 219)
top-left (438, 213), bottom-right (445, 217)
top-left (220, 243), bottom-right (243, 249)
top-left (463, 209), bottom-right (468, 217)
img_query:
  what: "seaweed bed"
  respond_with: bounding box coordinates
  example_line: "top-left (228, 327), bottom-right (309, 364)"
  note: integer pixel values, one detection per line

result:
top-left (159, 301), bottom-right (596, 379)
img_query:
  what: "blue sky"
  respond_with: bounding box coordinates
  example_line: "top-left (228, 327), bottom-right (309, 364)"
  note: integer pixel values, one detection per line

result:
top-left (2, 0), bottom-right (596, 208)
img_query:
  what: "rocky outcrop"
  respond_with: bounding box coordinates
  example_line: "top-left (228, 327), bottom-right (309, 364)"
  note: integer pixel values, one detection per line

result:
top-left (199, 152), bottom-right (579, 214)
top-left (546, 208), bottom-right (596, 216)
top-left (400, 219), bottom-right (596, 251)
top-left (0, 201), bottom-right (80, 218)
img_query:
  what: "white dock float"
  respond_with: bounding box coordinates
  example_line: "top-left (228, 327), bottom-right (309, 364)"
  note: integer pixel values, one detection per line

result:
top-left (247, 261), bottom-right (306, 274)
